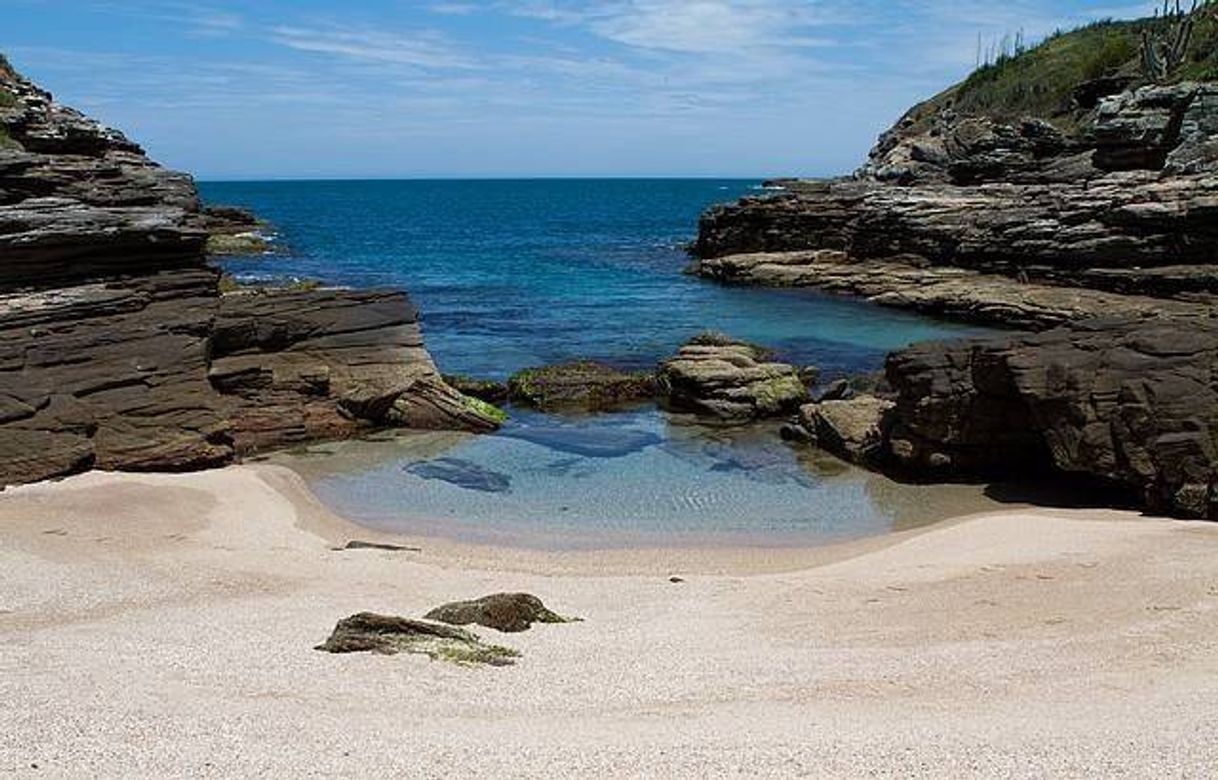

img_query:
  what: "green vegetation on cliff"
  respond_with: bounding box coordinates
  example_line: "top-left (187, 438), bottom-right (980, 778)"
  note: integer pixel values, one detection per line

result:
top-left (906, 5), bottom-right (1217, 131)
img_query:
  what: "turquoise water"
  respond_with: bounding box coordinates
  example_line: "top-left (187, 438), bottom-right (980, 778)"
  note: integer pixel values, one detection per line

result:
top-left (203, 179), bottom-right (997, 547)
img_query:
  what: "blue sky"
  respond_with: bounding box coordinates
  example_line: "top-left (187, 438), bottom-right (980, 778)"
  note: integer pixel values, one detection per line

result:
top-left (4, 0), bottom-right (1159, 179)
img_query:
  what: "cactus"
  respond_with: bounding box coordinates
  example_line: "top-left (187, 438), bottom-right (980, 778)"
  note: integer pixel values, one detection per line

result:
top-left (1139, 0), bottom-right (1209, 81)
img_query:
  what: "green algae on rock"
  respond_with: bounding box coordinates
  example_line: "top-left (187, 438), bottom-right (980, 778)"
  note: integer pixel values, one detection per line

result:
top-left (315, 612), bottom-right (520, 666)
top-left (508, 361), bottom-right (657, 412)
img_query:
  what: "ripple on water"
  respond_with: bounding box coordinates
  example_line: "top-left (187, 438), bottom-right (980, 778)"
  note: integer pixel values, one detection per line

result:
top-left (275, 408), bottom-right (1006, 551)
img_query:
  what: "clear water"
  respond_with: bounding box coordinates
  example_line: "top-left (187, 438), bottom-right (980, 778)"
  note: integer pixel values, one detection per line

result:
top-left (202, 179), bottom-right (998, 548)
top-left (201, 179), bottom-right (985, 378)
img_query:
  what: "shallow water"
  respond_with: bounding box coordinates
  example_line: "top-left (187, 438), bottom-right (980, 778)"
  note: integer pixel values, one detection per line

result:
top-left (203, 179), bottom-right (1000, 548)
top-left (272, 406), bottom-right (1006, 550)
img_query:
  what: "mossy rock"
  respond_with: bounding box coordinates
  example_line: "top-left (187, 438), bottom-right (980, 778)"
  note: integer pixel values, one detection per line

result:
top-left (507, 361), bottom-right (657, 412)
top-left (424, 593), bottom-right (579, 633)
top-left (443, 374), bottom-right (510, 403)
top-left (315, 612), bottom-right (519, 667)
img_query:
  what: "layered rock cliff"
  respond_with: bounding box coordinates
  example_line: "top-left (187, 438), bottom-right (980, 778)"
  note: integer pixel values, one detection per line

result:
top-left (693, 83), bottom-right (1218, 329)
top-left (0, 57), bottom-right (497, 486)
top-left (688, 16), bottom-right (1218, 518)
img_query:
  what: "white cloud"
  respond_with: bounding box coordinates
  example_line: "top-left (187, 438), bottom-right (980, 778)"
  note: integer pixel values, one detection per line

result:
top-left (269, 25), bottom-right (477, 70)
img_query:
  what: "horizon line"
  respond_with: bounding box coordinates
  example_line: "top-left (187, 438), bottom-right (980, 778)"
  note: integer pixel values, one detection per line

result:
top-left (194, 173), bottom-right (817, 184)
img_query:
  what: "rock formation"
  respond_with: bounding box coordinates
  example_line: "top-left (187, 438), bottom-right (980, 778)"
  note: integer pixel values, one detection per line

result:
top-left (691, 84), bottom-right (1218, 331)
top-left (0, 57), bottom-right (498, 486)
top-left (883, 316), bottom-right (1218, 519)
top-left (688, 23), bottom-right (1218, 518)
top-left (799, 396), bottom-right (894, 467)
top-left (658, 334), bottom-right (808, 421)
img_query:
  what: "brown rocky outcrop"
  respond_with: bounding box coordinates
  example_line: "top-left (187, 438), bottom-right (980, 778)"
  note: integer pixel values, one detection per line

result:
top-left (883, 317), bottom-right (1218, 519)
top-left (692, 84), bottom-right (1218, 325)
top-left (0, 58), bottom-right (496, 486)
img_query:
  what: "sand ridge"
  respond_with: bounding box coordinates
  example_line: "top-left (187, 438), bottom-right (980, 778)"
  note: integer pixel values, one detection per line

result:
top-left (2, 465), bottom-right (1217, 777)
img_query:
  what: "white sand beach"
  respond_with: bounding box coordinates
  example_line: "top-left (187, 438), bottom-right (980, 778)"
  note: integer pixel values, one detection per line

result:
top-left (3, 465), bottom-right (1218, 777)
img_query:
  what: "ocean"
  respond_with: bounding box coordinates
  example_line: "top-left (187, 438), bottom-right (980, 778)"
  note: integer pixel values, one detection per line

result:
top-left (201, 179), bottom-right (998, 548)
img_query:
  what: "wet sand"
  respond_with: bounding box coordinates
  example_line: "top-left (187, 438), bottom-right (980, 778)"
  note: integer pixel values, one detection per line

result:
top-left (3, 465), bottom-right (1217, 777)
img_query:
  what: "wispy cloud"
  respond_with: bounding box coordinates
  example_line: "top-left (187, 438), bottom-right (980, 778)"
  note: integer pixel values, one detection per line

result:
top-left (268, 25), bottom-right (477, 69)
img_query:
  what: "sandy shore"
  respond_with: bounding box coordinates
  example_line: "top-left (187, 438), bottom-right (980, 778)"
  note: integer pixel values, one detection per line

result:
top-left (3, 465), bottom-right (1217, 777)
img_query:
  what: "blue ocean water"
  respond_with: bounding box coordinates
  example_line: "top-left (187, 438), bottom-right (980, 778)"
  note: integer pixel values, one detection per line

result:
top-left (202, 179), bottom-right (1000, 548)
top-left (201, 179), bottom-right (983, 379)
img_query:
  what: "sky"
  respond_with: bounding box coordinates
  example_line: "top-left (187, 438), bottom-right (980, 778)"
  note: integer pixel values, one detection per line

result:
top-left (3, 0), bottom-right (1161, 180)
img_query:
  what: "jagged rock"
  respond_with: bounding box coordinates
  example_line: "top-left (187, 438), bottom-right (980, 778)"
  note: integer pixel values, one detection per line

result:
top-left (315, 612), bottom-right (519, 666)
top-left (1091, 83), bottom-right (1203, 171)
top-left (507, 361), bottom-right (656, 412)
top-left (884, 317), bottom-right (1218, 519)
top-left (658, 336), bottom-right (807, 421)
top-left (693, 82), bottom-right (1218, 318)
top-left (800, 396), bottom-right (894, 466)
top-left (0, 59), bottom-right (498, 486)
top-left (423, 593), bottom-right (574, 633)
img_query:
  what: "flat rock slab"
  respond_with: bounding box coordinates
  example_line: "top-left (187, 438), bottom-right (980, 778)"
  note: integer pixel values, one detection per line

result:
top-left (424, 593), bottom-right (576, 633)
top-left (507, 361), bottom-right (657, 412)
top-left (315, 612), bottom-right (519, 666)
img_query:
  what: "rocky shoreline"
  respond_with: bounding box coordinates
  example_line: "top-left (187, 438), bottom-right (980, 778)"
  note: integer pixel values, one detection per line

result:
top-left (689, 72), bottom-right (1218, 518)
top-left (0, 58), bottom-right (498, 486)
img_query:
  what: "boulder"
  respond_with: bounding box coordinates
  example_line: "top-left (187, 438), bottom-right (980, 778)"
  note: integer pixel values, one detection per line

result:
top-left (423, 593), bottom-right (574, 633)
top-left (658, 336), bottom-right (807, 421)
top-left (315, 612), bottom-right (519, 666)
top-left (800, 396), bottom-right (894, 466)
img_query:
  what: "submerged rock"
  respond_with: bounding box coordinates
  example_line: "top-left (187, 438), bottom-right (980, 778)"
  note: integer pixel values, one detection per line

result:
top-left (658, 335), bottom-right (807, 421)
top-left (500, 423), bottom-right (661, 459)
top-left (507, 361), bottom-right (657, 412)
top-left (405, 457), bottom-right (512, 493)
top-left (424, 593), bottom-right (575, 633)
top-left (315, 612), bottom-right (519, 666)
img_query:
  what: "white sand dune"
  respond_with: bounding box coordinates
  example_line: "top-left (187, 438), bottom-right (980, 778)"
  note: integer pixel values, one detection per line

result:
top-left (2, 465), bottom-right (1217, 777)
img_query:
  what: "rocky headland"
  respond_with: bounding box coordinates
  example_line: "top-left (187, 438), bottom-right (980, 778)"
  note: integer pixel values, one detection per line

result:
top-left (0, 57), bottom-right (499, 486)
top-left (690, 13), bottom-right (1218, 518)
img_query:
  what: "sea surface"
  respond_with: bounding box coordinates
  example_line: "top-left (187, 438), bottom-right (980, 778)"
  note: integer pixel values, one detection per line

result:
top-left (202, 179), bottom-right (1001, 548)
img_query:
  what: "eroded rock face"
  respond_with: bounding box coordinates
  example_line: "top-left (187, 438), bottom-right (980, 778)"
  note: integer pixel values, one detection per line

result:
top-left (423, 593), bottom-right (573, 633)
top-left (692, 82), bottom-right (1218, 322)
top-left (0, 59), bottom-right (495, 486)
top-left (884, 317), bottom-right (1218, 519)
top-left (658, 337), bottom-right (807, 421)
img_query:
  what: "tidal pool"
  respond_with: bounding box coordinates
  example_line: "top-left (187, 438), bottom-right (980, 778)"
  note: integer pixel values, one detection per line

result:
top-left (275, 407), bottom-right (1007, 550)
